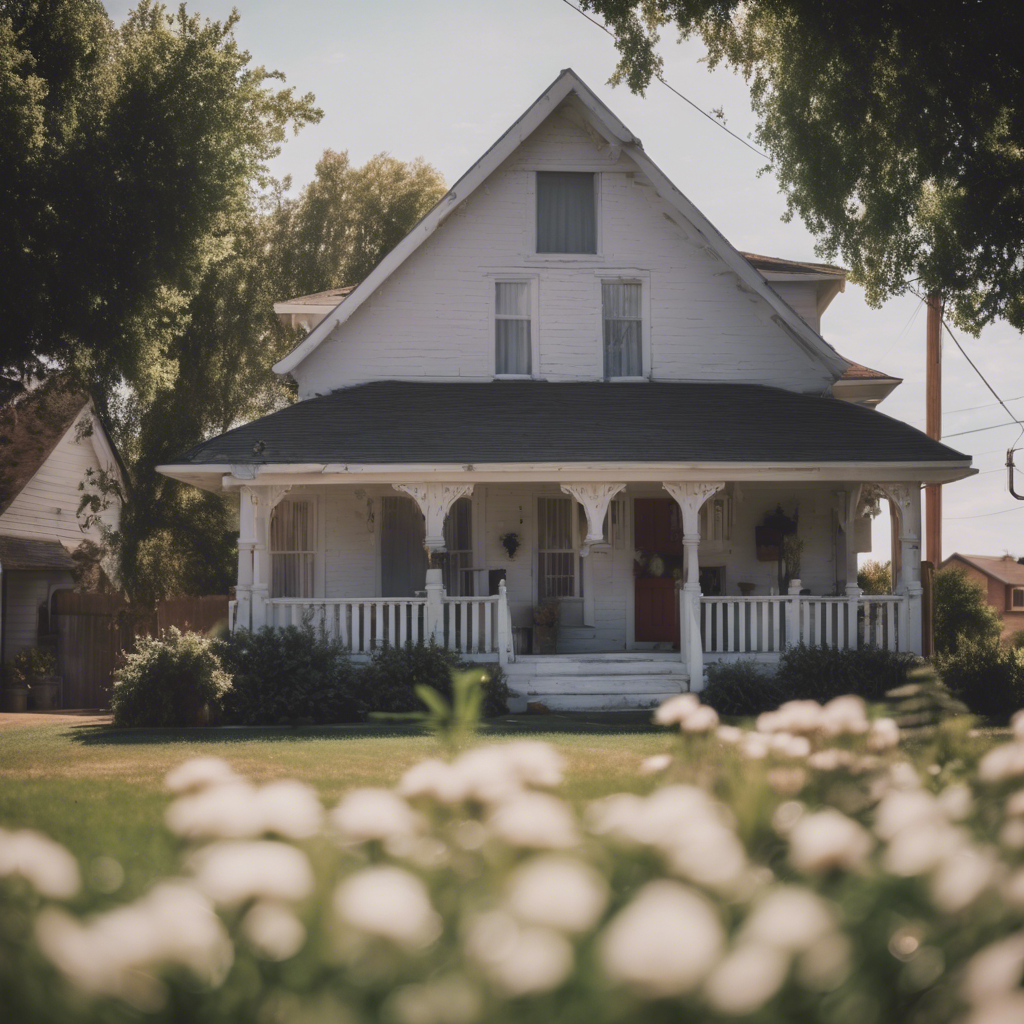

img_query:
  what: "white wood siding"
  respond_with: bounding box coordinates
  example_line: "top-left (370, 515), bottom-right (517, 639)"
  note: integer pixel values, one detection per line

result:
top-left (0, 409), bottom-right (120, 548)
top-left (770, 282), bottom-right (821, 333)
top-left (2, 570), bottom-right (73, 660)
top-left (293, 104), bottom-right (833, 398)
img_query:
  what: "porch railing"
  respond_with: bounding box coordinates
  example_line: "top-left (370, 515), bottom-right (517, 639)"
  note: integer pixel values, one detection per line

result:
top-left (700, 593), bottom-right (906, 655)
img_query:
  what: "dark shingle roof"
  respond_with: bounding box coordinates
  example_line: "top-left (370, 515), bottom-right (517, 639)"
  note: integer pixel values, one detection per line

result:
top-left (740, 252), bottom-right (847, 276)
top-left (0, 535), bottom-right (78, 571)
top-left (173, 381), bottom-right (969, 468)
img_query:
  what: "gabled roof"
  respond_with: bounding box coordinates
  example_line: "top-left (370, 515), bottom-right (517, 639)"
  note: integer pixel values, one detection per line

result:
top-left (740, 252), bottom-right (847, 278)
top-left (0, 535), bottom-right (78, 571)
top-left (273, 69), bottom-right (851, 383)
top-left (942, 553), bottom-right (1024, 587)
top-left (166, 380), bottom-right (969, 469)
top-left (0, 376), bottom-right (125, 517)
top-left (840, 362), bottom-right (901, 383)
top-left (274, 285), bottom-right (356, 313)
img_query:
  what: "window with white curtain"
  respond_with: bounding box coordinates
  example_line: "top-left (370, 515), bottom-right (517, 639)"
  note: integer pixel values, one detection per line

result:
top-left (537, 497), bottom-right (578, 599)
top-left (536, 172), bottom-right (596, 253)
top-left (270, 498), bottom-right (315, 598)
top-left (495, 282), bottom-right (532, 375)
top-left (602, 281), bottom-right (643, 378)
top-left (440, 497), bottom-right (474, 596)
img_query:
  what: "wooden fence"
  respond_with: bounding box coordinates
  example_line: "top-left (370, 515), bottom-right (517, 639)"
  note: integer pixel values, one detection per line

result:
top-left (52, 593), bottom-right (230, 709)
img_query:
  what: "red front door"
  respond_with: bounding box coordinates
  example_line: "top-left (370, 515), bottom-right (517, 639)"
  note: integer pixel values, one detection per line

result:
top-left (634, 498), bottom-right (682, 646)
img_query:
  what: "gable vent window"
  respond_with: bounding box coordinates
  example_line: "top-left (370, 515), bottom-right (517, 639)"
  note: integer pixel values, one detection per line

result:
top-left (602, 281), bottom-right (642, 377)
top-left (536, 172), bottom-right (596, 253)
top-left (495, 281), bottom-right (532, 375)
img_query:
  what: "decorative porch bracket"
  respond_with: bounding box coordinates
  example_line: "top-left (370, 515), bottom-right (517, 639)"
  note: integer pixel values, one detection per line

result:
top-left (392, 483), bottom-right (474, 554)
top-left (663, 482), bottom-right (726, 691)
top-left (560, 483), bottom-right (626, 553)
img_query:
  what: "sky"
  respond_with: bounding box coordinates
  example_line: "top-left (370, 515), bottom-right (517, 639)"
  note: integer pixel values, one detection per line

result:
top-left (107, 0), bottom-right (1024, 563)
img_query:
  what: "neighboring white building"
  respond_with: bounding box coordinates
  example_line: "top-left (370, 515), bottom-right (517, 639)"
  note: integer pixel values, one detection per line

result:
top-left (159, 70), bottom-right (973, 710)
top-left (0, 381), bottom-right (123, 666)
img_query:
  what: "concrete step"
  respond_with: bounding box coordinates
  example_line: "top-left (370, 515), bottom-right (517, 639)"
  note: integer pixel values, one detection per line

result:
top-left (512, 674), bottom-right (685, 696)
top-left (506, 660), bottom-right (683, 678)
top-left (521, 692), bottom-right (671, 712)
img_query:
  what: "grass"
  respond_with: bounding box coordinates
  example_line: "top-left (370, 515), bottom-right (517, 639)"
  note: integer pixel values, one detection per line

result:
top-left (0, 715), bottom-right (669, 897)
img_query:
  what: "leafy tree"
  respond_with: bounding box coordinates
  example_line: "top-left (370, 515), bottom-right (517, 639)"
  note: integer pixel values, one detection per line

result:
top-left (857, 560), bottom-right (892, 596)
top-left (933, 565), bottom-right (1003, 657)
top-left (580, 1), bottom-right (1024, 333)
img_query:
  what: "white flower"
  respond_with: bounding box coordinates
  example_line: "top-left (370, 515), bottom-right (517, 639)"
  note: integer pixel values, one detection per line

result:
top-left (505, 856), bottom-right (608, 932)
top-left (499, 740), bottom-right (565, 788)
top-left (450, 747), bottom-right (525, 804)
top-left (240, 901), bottom-right (306, 961)
top-left (819, 695), bottom-right (869, 737)
top-left (598, 880), bottom-right (725, 996)
top-left (739, 733), bottom-right (771, 759)
top-left (639, 753), bottom-right (673, 775)
top-left (330, 788), bottom-right (422, 844)
top-left (385, 976), bottom-right (482, 1024)
top-left (681, 705), bottom-right (720, 733)
top-left (797, 932), bottom-right (852, 991)
top-left (585, 793), bottom-right (647, 840)
top-left (661, 817), bottom-right (749, 892)
top-left (930, 845), bottom-right (997, 913)
top-left (758, 700), bottom-right (823, 736)
top-left (716, 725), bottom-right (744, 744)
top-left (164, 757), bottom-right (238, 794)
top-left (963, 994), bottom-right (1024, 1024)
top-left (806, 748), bottom-right (855, 772)
top-left (1011, 709), bottom-right (1024, 741)
top-left (874, 789), bottom-right (945, 841)
top-left (979, 742), bottom-right (1024, 784)
top-left (653, 693), bottom-right (701, 726)
top-left (189, 841), bottom-right (314, 906)
top-left (333, 866), bottom-right (441, 949)
top-left (1005, 789), bottom-right (1024, 818)
top-left (1000, 819), bottom-right (1024, 850)
top-left (254, 780), bottom-right (323, 839)
top-left (939, 783), bottom-right (975, 821)
top-left (866, 718), bottom-right (901, 752)
top-left (398, 758), bottom-right (469, 803)
top-left (788, 809), bottom-right (874, 873)
top-left (488, 792), bottom-right (580, 849)
top-left (962, 934), bottom-right (1024, 1005)
top-left (768, 732), bottom-right (812, 759)
top-left (1002, 867), bottom-right (1024, 909)
top-left (883, 822), bottom-right (967, 877)
top-left (740, 886), bottom-right (838, 952)
top-left (704, 942), bottom-right (789, 1014)
top-left (0, 828), bottom-right (81, 899)
top-left (464, 912), bottom-right (573, 995)
top-left (165, 781), bottom-right (264, 839)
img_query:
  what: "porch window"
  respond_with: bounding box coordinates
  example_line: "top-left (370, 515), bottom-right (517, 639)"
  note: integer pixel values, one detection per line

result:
top-left (602, 282), bottom-right (642, 377)
top-left (495, 281), bottom-right (532, 375)
top-left (537, 496), bottom-right (578, 599)
top-left (270, 498), bottom-right (315, 598)
top-left (441, 497), bottom-right (473, 596)
top-left (1013, 587), bottom-right (1024, 610)
top-left (536, 172), bottom-right (596, 253)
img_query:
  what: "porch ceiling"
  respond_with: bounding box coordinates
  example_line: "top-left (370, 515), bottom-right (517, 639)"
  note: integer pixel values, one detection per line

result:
top-left (162, 382), bottom-right (970, 487)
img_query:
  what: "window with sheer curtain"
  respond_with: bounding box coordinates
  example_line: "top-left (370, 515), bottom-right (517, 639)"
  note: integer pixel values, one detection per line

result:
top-left (440, 497), bottom-right (473, 596)
top-left (495, 282), bottom-right (532, 375)
top-left (270, 499), bottom-right (315, 598)
top-left (536, 172), bottom-right (596, 253)
top-left (537, 497), bottom-right (578, 599)
top-left (602, 281), bottom-right (642, 378)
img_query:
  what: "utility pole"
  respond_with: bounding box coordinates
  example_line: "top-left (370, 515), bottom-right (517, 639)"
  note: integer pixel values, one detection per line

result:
top-left (925, 292), bottom-right (943, 565)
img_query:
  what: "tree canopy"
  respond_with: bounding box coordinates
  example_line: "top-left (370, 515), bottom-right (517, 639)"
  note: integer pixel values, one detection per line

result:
top-left (581, 0), bottom-right (1024, 333)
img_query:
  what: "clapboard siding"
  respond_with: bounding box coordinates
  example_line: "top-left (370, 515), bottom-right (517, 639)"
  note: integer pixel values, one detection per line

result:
top-left (0, 409), bottom-right (119, 547)
top-left (2, 570), bottom-right (73, 660)
top-left (293, 104), bottom-right (833, 398)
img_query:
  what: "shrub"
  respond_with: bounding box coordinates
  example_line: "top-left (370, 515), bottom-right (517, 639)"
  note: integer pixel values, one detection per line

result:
top-left (937, 633), bottom-right (1024, 720)
top-left (702, 661), bottom-right (787, 717)
top-left (358, 639), bottom-right (511, 717)
top-left (775, 643), bottom-right (917, 703)
top-left (218, 626), bottom-right (361, 726)
top-left (7, 647), bottom-right (57, 685)
top-left (933, 565), bottom-right (1002, 656)
top-left (857, 559), bottom-right (892, 594)
top-left (1009, 628), bottom-right (1024, 650)
top-left (111, 628), bottom-right (230, 728)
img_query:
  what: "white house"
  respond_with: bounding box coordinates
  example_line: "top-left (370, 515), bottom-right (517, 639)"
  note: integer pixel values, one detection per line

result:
top-left (0, 380), bottom-right (123, 667)
top-left (158, 70), bottom-right (973, 710)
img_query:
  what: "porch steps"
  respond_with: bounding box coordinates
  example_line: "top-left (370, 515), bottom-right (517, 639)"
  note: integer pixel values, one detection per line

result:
top-left (503, 654), bottom-right (688, 712)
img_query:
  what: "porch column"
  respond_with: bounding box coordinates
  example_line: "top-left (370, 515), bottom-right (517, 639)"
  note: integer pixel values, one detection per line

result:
top-left (663, 482), bottom-right (725, 691)
top-left (844, 486), bottom-right (863, 649)
top-left (392, 483), bottom-right (474, 555)
top-left (236, 487), bottom-right (256, 631)
top-left (248, 485), bottom-right (291, 630)
top-left (881, 482), bottom-right (924, 655)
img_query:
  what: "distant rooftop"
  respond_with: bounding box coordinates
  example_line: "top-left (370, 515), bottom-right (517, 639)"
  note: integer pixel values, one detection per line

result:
top-left (740, 252), bottom-right (847, 276)
top-left (944, 553), bottom-right (1024, 587)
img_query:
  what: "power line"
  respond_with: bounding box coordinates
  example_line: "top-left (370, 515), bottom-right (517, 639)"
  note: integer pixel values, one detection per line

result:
top-left (944, 420), bottom-right (1022, 440)
top-left (557, 0), bottom-right (770, 161)
top-left (945, 394), bottom-right (1024, 416)
top-left (946, 505), bottom-right (1024, 520)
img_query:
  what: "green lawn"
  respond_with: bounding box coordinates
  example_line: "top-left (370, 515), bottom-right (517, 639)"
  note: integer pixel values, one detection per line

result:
top-left (0, 716), bottom-right (668, 897)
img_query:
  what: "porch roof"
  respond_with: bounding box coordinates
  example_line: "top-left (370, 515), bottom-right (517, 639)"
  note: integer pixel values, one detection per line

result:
top-left (170, 381), bottom-right (969, 470)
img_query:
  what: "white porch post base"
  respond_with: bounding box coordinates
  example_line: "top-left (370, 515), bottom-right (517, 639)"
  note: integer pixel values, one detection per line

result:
top-left (786, 578), bottom-right (803, 646)
top-left (425, 568), bottom-right (446, 645)
top-left (845, 584), bottom-right (863, 649)
top-left (497, 579), bottom-right (511, 666)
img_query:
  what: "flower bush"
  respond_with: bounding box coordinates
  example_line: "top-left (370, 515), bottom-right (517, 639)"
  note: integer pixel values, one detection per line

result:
top-left (8, 692), bottom-right (1024, 1024)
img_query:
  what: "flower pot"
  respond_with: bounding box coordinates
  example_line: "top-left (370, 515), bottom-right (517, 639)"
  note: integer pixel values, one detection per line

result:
top-left (30, 676), bottom-right (61, 711)
top-left (534, 623), bottom-right (558, 655)
top-left (2, 687), bottom-right (29, 713)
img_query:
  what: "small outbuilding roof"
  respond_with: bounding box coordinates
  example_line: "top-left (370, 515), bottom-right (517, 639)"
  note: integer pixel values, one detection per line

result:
top-left (0, 535), bottom-right (78, 571)
top-left (169, 381), bottom-right (969, 468)
top-left (740, 252), bottom-right (847, 277)
top-left (839, 362), bottom-right (902, 383)
top-left (942, 553), bottom-right (1024, 587)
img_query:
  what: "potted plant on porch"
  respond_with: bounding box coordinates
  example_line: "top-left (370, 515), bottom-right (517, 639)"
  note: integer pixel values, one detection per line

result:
top-left (9, 648), bottom-right (60, 711)
top-left (533, 599), bottom-right (560, 655)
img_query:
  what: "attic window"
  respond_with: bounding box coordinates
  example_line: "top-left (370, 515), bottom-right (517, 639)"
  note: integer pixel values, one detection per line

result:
top-left (536, 172), bottom-right (596, 253)
top-left (1013, 587), bottom-right (1024, 610)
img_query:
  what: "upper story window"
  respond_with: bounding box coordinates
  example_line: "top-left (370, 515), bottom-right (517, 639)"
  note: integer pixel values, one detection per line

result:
top-left (536, 172), bottom-right (596, 253)
top-left (602, 281), bottom-right (642, 378)
top-left (495, 281), bottom-right (532, 375)
top-left (1013, 587), bottom-right (1024, 610)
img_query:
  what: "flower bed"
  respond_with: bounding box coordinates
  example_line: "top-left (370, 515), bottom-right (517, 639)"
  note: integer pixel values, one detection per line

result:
top-left (3, 694), bottom-right (1024, 1023)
